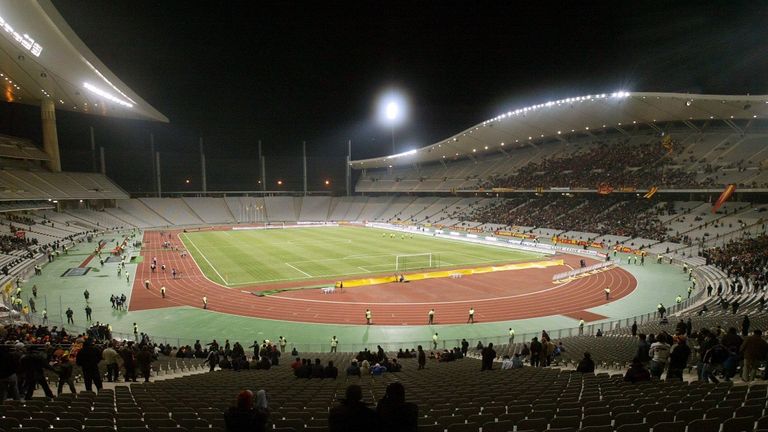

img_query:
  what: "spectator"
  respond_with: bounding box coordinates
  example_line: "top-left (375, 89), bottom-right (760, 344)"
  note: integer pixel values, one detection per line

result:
top-left (648, 336), bottom-right (670, 378)
top-left (377, 382), bottom-right (418, 432)
top-left (324, 361), bottom-right (338, 379)
top-left (0, 346), bottom-right (20, 400)
top-left (224, 389), bottom-right (269, 432)
top-left (624, 357), bottom-right (651, 383)
top-left (501, 355), bottom-right (513, 370)
top-left (346, 360), bottom-right (361, 377)
top-left (576, 352), bottom-right (595, 374)
top-left (741, 329), bottom-right (768, 382)
top-left (329, 385), bottom-right (378, 432)
top-left (75, 338), bottom-right (103, 392)
top-left (481, 343), bottom-right (496, 371)
top-left (666, 336), bottom-right (691, 381)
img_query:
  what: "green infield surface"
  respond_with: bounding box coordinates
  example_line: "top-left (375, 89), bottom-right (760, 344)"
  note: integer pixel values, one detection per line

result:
top-left (179, 226), bottom-right (545, 286)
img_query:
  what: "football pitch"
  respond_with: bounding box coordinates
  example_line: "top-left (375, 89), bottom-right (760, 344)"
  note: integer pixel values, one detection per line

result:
top-left (179, 226), bottom-right (544, 286)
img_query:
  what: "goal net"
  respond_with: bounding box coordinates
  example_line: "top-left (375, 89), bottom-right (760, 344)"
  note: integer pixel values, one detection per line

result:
top-left (395, 253), bottom-right (439, 271)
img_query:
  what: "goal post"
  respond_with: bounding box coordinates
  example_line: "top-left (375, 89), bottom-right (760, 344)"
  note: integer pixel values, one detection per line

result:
top-left (395, 253), bottom-right (439, 271)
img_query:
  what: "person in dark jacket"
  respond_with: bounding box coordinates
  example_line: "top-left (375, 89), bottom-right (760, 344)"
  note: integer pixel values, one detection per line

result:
top-left (311, 358), bottom-right (325, 378)
top-left (481, 343), bottom-right (496, 371)
top-left (346, 360), bottom-right (361, 377)
top-left (624, 357), bottom-right (651, 383)
top-left (75, 339), bottom-right (103, 392)
top-left (324, 361), bottom-right (338, 379)
top-left (224, 389), bottom-right (269, 432)
top-left (0, 346), bottom-right (20, 401)
top-left (741, 315), bottom-right (751, 337)
top-left (529, 337), bottom-right (542, 367)
top-left (417, 345), bottom-right (426, 370)
top-left (121, 344), bottom-right (137, 382)
top-left (136, 346), bottom-right (154, 382)
top-left (329, 385), bottom-right (378, 432)
top-left (576, 352), bottom-right (595, 374)
top-left (55, 355), bottom-right (76, 395)
top-left (21, 346), bottom-right (55, 399)
top-left (666, 336), bottom-right (691, 381)
top-left (376, 382), bottom-right (417, 432)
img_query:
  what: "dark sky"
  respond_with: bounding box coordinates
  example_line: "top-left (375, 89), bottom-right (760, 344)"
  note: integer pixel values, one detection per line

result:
top-left (3, 1), bottom-right (767, 192)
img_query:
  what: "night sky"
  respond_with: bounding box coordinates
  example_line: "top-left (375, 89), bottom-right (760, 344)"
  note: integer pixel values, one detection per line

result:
top-left (1, 1), bottom-right (766, 193)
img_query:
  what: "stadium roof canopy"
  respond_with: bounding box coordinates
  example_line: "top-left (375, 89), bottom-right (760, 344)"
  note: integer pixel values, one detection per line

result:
top-left (0, 0), bottom-right (168, 122)
top-left (351, 92), bottom-right (768, 169)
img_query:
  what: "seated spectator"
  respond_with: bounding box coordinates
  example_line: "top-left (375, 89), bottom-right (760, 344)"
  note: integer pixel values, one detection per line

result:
top-left (501, 355), bottom-right (513, 370)
top-left (346, 360), bottom-right (361, 377)
top-left (624, 357), bottom-right (651, 383)
top-left (311, 358), bottom-right (324, 378)
top-left (324, 361), bottom-right (338, 379)
top-left (376, 382), bottom-right (418, 432)
top-left (389, 358), bottom-right (402, 372)
top-left (290, 357), bottom-right (301, 370)
top-left (371, 362), bottom-right (387, 375)
top-left (224, 389), bottom-right (269, 432)
top-left (511, 353), bottom-right (524, 368)
top-left (576, 352), bottom-right (595, 374)
top-left (329, 385), bottom-right (378, 432)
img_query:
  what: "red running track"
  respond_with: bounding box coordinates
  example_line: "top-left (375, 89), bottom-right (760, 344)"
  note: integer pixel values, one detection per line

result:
top-left (129, 230), bottom-right (637, 325)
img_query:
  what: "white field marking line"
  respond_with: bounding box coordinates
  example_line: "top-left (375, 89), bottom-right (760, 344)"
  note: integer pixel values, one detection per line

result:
top-left (271, 273), bottom-right (586, 306)
top-left (358, 266), bottom-right (370, 272)
top-left (285, 262), bottom-right (313, 278)
top-left (181, 232), bottom-right (229, 286)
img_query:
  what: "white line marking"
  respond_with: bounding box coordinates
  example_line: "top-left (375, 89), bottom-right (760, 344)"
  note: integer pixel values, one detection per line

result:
top-left (181, 233), bottom-right (228, 285)
top-left (358, 266), bottom-right (370, 272)
top-left (285, 262), bottom-right (312, 278)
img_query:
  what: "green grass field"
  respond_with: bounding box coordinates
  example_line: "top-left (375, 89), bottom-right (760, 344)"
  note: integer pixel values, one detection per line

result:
top-left (180, 226), bottom-right (544, 286)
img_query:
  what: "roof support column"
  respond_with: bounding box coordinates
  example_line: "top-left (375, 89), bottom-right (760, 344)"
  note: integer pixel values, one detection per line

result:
top-left (40, 98), bottom-right (61, 172)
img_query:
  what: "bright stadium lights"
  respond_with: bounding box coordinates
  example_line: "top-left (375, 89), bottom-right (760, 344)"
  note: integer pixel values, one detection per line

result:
top-left (277, 180), bottom-right (283, 186)
top-left (0, 16), bottom-right (43, 57)
top-left (83, 83), bottom-right (134, 108)
top-left (377, 89), bottom-right (409, 154)
top-left (324, 179), bottom-right (330, 186)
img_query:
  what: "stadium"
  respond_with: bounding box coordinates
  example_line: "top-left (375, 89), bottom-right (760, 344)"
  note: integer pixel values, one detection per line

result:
top-left (1, 2), bottom-right (768, 432)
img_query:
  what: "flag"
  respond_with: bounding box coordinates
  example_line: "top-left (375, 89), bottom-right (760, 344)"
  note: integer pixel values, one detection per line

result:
top-left (14, 230), bottom-right (25, 239)
top-left (643, 186), bottom-right (658, 199)
top-left (597, 183), bottom-right (613, 195)
top-left (712, 184), bottom-right (736, 213)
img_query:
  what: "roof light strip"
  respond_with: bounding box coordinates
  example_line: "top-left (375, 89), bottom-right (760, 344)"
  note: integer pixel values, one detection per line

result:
top-left (83, 82), bottom-right (133, 108)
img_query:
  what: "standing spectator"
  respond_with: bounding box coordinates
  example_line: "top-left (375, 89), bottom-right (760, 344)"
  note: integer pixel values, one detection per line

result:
top-left (741, 315), bottom-right (751, 337)
top-left (137, 346), bottom-right (154, 382)
top-left (21, 346), bottom-right (54, 399)
top-left (741, 329), bottom-right (768, 382)
top-left (631, 321), bottom-right (638, 337)
top-left (417, 345), bottom-right (426, 370)
top-left (648, 336), bottom-right (670, 378)
top-left (65, 307), bottom-right (74, 324)
top-left (76, 339), bottom-right (103, 392)
top-left (579, 319), bottom-right (585, 335)
top-left (204, 349), bottom-right (219, 372)
top-left (460, 339), bottom-right (469, 356)
top-left (103, 343), bottom-right (120, 382)
top-left (432, 333), bottom-right (439, 350)
top-left (481, 343), bottom-right (496, 371)
top-left (0, 346), bottom-right (20, 401)
top-left (121, 344), bottom-right (137, 382)
top-left (331, 336), bottom-right (338, 353)
top-left (529, 337), bottom-right (542, 367)
top-left (55, 355), bottom-right (76, 396)
top-left (667, 336), bottom-right (691, 381)
top-left (324, 361), bottom-right (338, 379)
top-left (508, 328), bottom-right (515, 344)
top-left (329, 385), bottom-right (378, 432)
top-left (376, 382), bottom-right (418, 432)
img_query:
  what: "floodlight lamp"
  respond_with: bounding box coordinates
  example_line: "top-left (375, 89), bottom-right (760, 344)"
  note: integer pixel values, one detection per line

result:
top-left (386, 102), bottom-right (399, 120)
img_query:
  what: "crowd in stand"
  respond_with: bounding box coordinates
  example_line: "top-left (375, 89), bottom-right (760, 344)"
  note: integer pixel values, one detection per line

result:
top-left (704, 234), bottom-right (768, 284)
top-left (480, 138), bottom-right (704, 190)
top-left (465, 196), bottom-right (670, 240)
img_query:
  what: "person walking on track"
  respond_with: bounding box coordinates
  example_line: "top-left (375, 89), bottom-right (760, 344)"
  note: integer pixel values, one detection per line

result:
top-left (365, 309), bottom-right (372, 325)
top-left (467, 307), bottom-right (475, 324)
top-left (428, 309), bottom-right (435, 325)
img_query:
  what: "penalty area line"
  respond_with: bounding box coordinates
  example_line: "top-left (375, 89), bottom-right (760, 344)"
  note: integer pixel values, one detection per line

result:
top-left (286, 262), bottom-right (313, 278)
